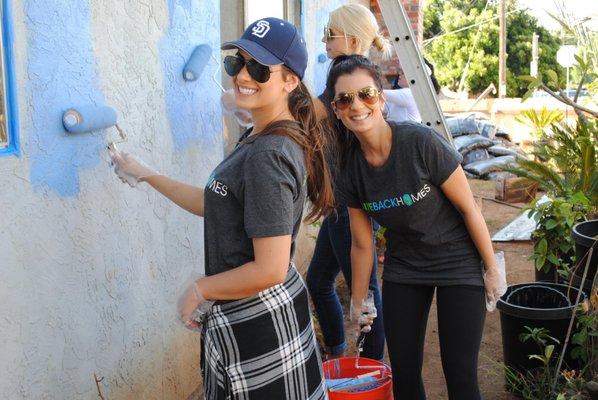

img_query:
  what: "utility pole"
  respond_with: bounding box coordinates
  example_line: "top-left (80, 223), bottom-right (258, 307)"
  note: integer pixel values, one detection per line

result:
top-left (530, 32), bottom-right (539, 77)
top-left (498, 0), bottom-right (507, 98)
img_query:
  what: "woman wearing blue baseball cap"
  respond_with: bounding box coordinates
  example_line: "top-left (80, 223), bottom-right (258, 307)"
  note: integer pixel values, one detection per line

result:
top-left (110, 17), bottom-right (333, 399)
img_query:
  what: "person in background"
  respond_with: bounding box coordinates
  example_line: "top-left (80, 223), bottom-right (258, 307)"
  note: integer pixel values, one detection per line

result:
top-left (384, 57), bottom-right (441, 122)
top-left (327, 54), bottom-right (504, 400)
top-left (110, 18), bottom-right (334, 399)
top-left (307, 3), bottom-right (392, 362)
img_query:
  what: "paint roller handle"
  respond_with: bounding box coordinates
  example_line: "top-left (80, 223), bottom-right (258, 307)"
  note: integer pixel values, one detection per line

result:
top-left (221, 89), bottom-right (253, 128)
top-left (350, 290), bottom-right (377, 336)
top-left (108, 148), bottom-right (159, 187)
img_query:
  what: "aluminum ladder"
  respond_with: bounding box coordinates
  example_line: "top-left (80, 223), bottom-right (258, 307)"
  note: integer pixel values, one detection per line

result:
top-left (378, 0), bottom-right (451, 142)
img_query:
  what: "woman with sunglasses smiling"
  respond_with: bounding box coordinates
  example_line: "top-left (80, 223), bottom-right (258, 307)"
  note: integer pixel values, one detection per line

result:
top-left (110, 17), bottom-right (333, 399)
top-left (327, 55), bottom-right (503, 400)
top-left (305, 3), bottom-right (393, 364)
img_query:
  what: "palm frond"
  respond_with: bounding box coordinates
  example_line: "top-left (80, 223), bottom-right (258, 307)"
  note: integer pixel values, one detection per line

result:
top-left (506, 159), bottom-right (567, 195)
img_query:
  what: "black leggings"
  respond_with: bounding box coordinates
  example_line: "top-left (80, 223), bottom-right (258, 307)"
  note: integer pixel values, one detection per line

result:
top-left (382, 281), bottom-right (486, 400)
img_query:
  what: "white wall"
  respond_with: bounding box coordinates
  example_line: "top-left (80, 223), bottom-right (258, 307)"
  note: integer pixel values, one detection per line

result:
top-left (0, 1), bottom-right (333, 398)
top-left (1, 1), bottom-right (221, 398)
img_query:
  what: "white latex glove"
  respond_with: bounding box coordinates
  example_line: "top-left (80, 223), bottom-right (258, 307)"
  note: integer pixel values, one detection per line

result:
top-left (484, 251), bottom-right (507, 312)
top-left (108, 147), bottom-right (159, 187)
top-left (177, 275), bottom-right (214, 331)
top-left (350, 291), bottom-right (377, 335)
top-left (221, 88), bottom-right (253, 127)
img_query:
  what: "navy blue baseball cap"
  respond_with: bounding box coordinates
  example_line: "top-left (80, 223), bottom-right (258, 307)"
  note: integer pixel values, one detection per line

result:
top-left (221, 17), bottom-right (308, 80)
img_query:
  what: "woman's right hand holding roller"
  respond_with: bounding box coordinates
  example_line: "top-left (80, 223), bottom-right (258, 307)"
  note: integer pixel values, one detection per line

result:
top-left (108, 147), bottom-right (159, 187)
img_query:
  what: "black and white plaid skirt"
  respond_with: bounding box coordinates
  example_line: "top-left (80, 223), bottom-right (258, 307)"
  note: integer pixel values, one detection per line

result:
top-left (202, 265), bottom-right (328, 399)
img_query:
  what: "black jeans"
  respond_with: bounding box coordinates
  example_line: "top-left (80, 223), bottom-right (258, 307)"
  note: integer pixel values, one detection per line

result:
top-left (382, 281), bottom-right (486, 400)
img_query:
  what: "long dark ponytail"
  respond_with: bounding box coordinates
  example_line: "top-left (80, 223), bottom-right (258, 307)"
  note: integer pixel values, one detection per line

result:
top-left (259, 74), bottom-right (335, 222)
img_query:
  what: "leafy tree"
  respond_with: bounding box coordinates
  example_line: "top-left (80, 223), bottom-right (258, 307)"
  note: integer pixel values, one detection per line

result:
top-left (423, 0), bottom-right (443, 39)
top-left (423, 0), bottom-right (563, 96)
top-left (506, 9), bottom-right (563, 97)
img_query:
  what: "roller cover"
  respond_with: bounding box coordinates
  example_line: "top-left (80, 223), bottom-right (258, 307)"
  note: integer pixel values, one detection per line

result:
top-left (62, 105), bottom-right (117, 133)
top-left (183, 44), bottom-right (212, 81)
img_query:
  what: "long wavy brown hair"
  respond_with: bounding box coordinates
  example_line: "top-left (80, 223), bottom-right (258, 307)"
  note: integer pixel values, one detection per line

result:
top-left (256, 71), bottom-right (335, 222)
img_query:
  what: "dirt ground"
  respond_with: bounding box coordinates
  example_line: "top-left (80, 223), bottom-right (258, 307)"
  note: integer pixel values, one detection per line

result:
top-left (324, 179), bottom-right (534, 400)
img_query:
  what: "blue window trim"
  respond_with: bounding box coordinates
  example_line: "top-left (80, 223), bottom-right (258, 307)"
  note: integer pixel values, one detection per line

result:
top-left (0, 0), bottom-right (20, 157)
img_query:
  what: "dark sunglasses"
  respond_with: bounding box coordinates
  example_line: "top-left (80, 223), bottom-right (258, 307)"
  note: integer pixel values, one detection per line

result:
top-left (332, 86), bottom-right (381, 111)
top-left (323, 25), bottom-right (345, 42)
top-left (223, 55), bottom-right (272, 83)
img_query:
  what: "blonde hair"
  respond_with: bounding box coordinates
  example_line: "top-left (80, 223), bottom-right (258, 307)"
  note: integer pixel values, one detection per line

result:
top-left (328, 4), bottom-right (392, 60)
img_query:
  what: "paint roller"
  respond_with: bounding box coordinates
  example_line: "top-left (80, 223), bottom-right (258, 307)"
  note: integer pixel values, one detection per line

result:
top-left (62, 105), bottom-right (127, 148)
top-left (183, 44), bottom-right (212, 81)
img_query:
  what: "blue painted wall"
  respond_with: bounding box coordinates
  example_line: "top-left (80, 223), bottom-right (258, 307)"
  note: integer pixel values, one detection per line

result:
top-left (24, 0), bottom-right (106, 196)
top-left (23, 0), bottom-right (222, 196)
top-left (159, 0), bottom-right (222, 151)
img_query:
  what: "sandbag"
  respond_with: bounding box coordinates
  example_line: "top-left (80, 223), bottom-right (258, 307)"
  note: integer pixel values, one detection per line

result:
top-left (447, 117), bottom-right (479, 137)
top-left (464, 155), bottom-right (516, 177)
top-left (487, 171), bottom-right (517, 181)
top-left (488, 145), bottom-right (519, 157)
top-left (453, 134), bottom-right (495, 154)
top-left (477, 120), bottom-right (497, 138)
top-left (462, 148), bottom-right (490, 165)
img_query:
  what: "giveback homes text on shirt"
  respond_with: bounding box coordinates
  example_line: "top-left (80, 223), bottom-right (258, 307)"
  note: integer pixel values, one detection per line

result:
top-left (361, 183), bottom-right (431, 212)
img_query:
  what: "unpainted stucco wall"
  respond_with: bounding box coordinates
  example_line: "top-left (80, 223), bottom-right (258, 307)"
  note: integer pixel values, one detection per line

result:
top-left (1, 1), bottom-right (221, 399)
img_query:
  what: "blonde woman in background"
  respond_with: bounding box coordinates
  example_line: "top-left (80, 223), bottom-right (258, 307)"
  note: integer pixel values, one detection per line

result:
top-left (314, 4), bottom-right (392, 118)
top-left (306, 3), bottom-right (392, 362)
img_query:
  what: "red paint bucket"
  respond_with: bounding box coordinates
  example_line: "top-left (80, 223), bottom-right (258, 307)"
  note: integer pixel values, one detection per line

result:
top-left (323, 357), bottom-right (393, 399)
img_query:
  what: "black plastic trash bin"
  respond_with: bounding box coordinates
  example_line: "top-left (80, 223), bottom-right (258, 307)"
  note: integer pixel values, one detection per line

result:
top-left (572, 219), bottom-right (598, 280)
top-left (497, 282), bottom-right (586, 372)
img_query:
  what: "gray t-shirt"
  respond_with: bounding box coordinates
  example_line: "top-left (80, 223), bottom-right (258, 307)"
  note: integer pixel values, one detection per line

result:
top-left (338, 121), bottom-right (483, 286)
top-left (203, 126), bottom-right (306, 276)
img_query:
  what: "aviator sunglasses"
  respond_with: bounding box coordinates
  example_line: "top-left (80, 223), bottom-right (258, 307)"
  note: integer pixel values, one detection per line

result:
top-left (223, 55), bottom-right (275, 83)
top-left (323, 25), bottom-right (345, 41)
top-left (332, 86), bottom-right (381, 111)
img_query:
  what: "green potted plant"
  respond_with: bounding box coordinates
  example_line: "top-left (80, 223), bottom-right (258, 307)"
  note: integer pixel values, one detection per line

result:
top-left (515, 108), bottom-right (564, 140)
top-left (504, 323), bottom-right (598, 399)
top-left (516, 107), bottom-right (564, 161)
top-left (498, 6), bottom-right (598, 396)
top-left (528, 194), bottom-right (590, 282)
top-left (507, 116), bottom-right (597, 280)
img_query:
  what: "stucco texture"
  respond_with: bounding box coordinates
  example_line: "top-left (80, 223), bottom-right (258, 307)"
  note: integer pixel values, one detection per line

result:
top-left (1, 0), bottom-right (221, 399)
